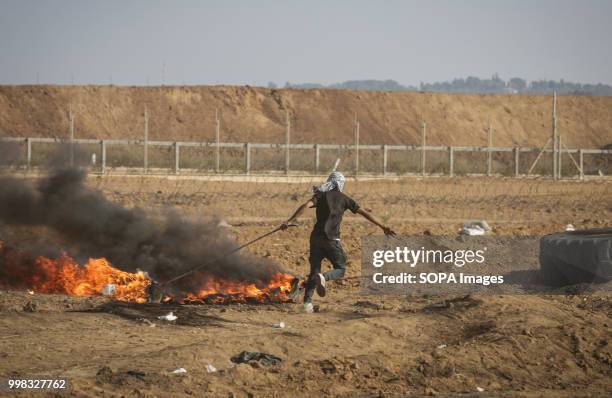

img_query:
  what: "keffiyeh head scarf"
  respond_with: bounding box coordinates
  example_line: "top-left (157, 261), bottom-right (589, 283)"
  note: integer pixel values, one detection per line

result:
top-left (313, 171), bottom-right (345, 193)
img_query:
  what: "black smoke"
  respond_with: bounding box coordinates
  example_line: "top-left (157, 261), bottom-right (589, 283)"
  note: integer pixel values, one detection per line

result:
top-left (0, 167), bottom-right (284, 293)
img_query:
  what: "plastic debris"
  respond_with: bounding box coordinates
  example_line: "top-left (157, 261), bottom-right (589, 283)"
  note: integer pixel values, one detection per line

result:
top-left (460, 220), bottom-right (491, 236)
top-left (273, 322), bottom-right (285, 329)
top-left (158, 312), bottom-right (177, 321)
top-left (565, 224), bottom-right (575, 231)
top-left (102, 284), bottom-right (116, 296)
top-left (171, 368), bottom-right (187, 374)
top-left (436, 344), bottom-right (447, 349)
top-left (231, 351), bottom-right (282, 366)
top-left (27, 290), bottom-right (34, 295)
top-left (205, 364), bottom-right (217, 373)
top-left (461, 226), bottom-right (485, 236)
top-left (476, 387), bottom-right (485, 392)
top-left (217, 219), bottom-right (232, 228)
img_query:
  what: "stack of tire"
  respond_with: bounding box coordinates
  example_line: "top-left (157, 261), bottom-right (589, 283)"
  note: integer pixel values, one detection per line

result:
top-left (539, 228), bottom-right (612, 286)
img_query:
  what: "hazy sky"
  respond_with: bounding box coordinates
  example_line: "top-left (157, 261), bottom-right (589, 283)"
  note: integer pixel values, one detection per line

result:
top-left (1, 0), bottom-right (611, 86)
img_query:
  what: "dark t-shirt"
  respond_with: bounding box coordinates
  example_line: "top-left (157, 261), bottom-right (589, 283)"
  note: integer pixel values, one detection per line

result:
top-left (311, 190), bottom-right (360, 240)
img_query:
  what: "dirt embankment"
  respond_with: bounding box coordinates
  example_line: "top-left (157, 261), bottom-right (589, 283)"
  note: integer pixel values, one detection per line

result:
top-left (1, 85), bottom-right (611, 148)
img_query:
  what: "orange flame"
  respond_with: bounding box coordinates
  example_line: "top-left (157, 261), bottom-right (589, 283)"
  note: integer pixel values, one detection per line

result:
top-left (183, 273), bottom-right (295, 304)
top-left (0, 241), bottom-right (294, 304)
top-left (32, 255), bottom-right (151, 303)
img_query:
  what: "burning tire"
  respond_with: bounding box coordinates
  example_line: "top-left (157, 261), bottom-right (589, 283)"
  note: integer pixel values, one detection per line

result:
top-left (539, 228), bottom-right (612, 286)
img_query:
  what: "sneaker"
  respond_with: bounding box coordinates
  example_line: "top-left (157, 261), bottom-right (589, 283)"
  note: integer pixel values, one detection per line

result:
top-left (303, 302), bottom-right (314, 313)
top-left (315, 273), bottom-right (326, 297)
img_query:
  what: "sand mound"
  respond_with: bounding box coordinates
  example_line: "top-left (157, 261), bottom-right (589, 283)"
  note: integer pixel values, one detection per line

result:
top-left (1, 85), bottom-right (611, 148)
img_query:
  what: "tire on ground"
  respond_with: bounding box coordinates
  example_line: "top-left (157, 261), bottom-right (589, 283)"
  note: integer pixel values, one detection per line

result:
top-left (539, 228), bottom-right (612, 286)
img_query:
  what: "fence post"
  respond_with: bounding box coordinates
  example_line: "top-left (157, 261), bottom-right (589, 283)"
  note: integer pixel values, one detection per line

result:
top-left (174, 142), bottom-right (180, 174)
top-left (558, 135), bottom-right (562, 180)
top-left (285, 110), bottom-right (290, 175)
top-left (514, 146), bottom-right (520, 177)
top-left (487, 119), bottom-right (492, 176)
top-left (215, 109), bottom-right (220, 173)
top-left (244, 143), bottom-right (251, 175)
top-left (552, 92), bottom-right (557, 180)
top-left (354, 113), bottom-right (359, 177)
top-left (579, 149), bottom-right (584, 180)
top-left (101, 140), bottom-right (106, 174)
top-left (382, 144), bottom-right (388, 175)
top-left (144, 106), bottom-right (149, 174)
top-left (69, 103), bottom-right (75, 167)
top-left (314, 144), bottom-right (320, 174)
top-left (26, 137), bottom-right (32, 170)
top-left (421, 121), bottom-right (426, 176)
top-left (448, 146), bottom-right (454, 176)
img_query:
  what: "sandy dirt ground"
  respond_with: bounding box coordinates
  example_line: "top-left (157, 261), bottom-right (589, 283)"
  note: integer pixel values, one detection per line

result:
top-left (0, 175), bottom-right (611, 397)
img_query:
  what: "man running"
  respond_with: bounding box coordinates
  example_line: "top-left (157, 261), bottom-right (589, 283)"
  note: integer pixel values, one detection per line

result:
top-left (281, 171), bottom-right (395, 312)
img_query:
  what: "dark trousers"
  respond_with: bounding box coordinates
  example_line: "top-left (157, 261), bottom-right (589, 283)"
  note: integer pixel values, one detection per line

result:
top-left (304, 233), bottom-right (347, 303)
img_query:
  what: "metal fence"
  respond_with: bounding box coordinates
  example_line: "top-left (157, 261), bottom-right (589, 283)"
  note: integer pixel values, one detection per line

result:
top-left (0, 136), bottom-right (610, 179)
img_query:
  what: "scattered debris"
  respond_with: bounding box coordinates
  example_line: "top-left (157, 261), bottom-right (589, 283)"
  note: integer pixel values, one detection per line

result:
top-left (354, 300), bottom-right (382, 310)
top-left (22, 301), bottom-right (37, 312)
top-left (158, 312), bottom-right (177, 321)
top-left (273, 321), bottom-right (285, 329)
top-left (461, 227), bottom-right (485, 236)
top-left (424, 294), bottom-right (482, 311)
top-left (205, 364), bottom-right (217, 373)
top-left (460, 220), bottom-right (491, 236)
top-left (476, 386), bottom-right (485, 392)
top-left (171, 368), bottom-right (187, 374)
top-left (126, 370), bottom-right (145, 379)
top-left (231, 351), bottom-right (282, 366)
top-left (464, 320), bottom-right (496, 339)
top-left (27, 290), bottom-right (34, 295)
top-left (217, 219), bottom-right (232, 228)
top-left (565, 224), bottom-right (575, 231)
top-left (436, 344), bottom-right (447, 350)
top-left (319, 359), bottom-right (337, 374)
top-left (101, 284), bottom-right (116, 296)
top-left (146, 282), bottom-right (164, 304)
top-left (96, 366), bottom-right (114, 383)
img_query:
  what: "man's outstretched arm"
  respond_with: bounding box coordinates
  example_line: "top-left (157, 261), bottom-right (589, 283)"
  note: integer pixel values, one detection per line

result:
top-left (281, 199), bottom-right (314, 229)
top-left (356, 208), bottom-right (396, 236)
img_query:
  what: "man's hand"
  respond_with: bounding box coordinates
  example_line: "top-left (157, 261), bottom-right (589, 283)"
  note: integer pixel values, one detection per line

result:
top-left (356, 208), bottom-right (396, 237)
top-left (282, 199), bottom-right (314, 231)
top-left (382, 226), bottom-right (396, 237)
top-left (280, 221), bottom-right (298, 230)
